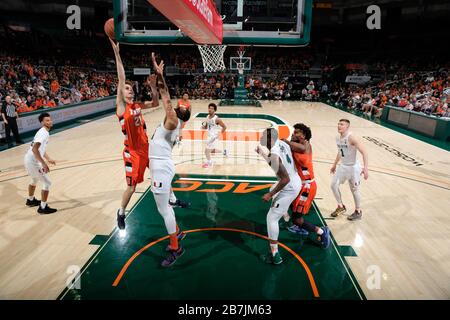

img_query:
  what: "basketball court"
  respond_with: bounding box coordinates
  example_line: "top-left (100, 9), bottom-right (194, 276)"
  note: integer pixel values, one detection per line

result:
top-left (0, 0), bottom-right (449, 301)
top-left (1, 101), bottom-right (449, 299)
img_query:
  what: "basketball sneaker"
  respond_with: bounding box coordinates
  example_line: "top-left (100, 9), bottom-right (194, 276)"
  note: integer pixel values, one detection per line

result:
top-left (169, 199), bottom-right (190, 208)
top-left (261, 251), bottom-right (283, 265)
top-left (161, 246), bottom-right (185, 267)
top-left (26, 197), bottom-right (41, 207)
top-left (165, 231), bottom-right (186, 252)
top-left (202, 161), bottom-right (212, 168)
top-left (331, 205), bottom-right (346, 217)
top-left (287, 224), bottom-right (310, 236)
top-left (37, 205), bottom-right (57, 214)
top-left (347, 210), bottom-right (362, 221)
top-left (319, 226), bottom-right (331, 249)
top-left (117, 209), bottom-right (126, 230)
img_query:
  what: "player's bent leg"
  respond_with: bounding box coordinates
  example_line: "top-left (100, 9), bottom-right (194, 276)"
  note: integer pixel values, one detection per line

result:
top-left (153, 191), bottom-right (185, 267)
top-left (153, 192), bottom-right (177, 235)
top-left (263, 191), bottom-right (296, 265)
top-left (38, 175), bottom-right (57, 214)
top-left (262, 208), bottom-right (284, 265)
top-left (330, 173), bottom-right (346, 217)
top-left (203, 148), bottom-right (213, 168)
top-left (347, 180), bottom-right (362, 221)
top-left (117, 184), bottom-right (136, 230)
top-left (26, 178), bottom-right (40, 207)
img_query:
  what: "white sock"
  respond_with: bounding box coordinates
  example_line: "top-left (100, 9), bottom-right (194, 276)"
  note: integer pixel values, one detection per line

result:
top-left (270, 243), bottom-right (278, 255)
top-left (40, 201), bottom-right (47, 209)
top-left (118, 207), bottom-right (125, 216)
top-left (28, 196), bottom-right (34, 201)
top-left (317, 228), bottom-right (324, 235)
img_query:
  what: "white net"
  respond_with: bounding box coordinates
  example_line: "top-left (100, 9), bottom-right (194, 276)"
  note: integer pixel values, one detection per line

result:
top-left (197, 44), bottom-right (227, 73)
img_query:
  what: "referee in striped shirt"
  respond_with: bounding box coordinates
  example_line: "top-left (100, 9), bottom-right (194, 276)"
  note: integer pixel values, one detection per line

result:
top-left (1, 95), bottom-right (24, 145)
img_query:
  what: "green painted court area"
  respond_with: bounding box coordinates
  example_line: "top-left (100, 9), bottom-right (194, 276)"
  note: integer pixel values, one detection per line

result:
top-left (60, 175), bottom-right (365, 300)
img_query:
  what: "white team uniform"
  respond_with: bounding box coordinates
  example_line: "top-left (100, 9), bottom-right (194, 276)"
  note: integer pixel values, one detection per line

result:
top-left (205, 114), bottom-right (220, 149)
top-left (334, 132), bottom-right (361, 186)
top-left (269, 140), bottom-right (302, 216)
top-left (24, 127), bottom-right (50, 183)
top-left (149, 120), bottom-right (182, 193)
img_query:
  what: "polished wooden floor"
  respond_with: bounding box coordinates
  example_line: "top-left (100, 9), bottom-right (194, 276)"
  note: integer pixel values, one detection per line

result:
top-left (0, 101), bottom-right (449, 299)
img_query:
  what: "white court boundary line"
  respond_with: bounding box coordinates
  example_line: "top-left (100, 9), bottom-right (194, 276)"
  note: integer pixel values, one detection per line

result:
top-left (312, 201), bottom-right (365, 300)
top-left (59, 187), bottom-right (153, 299)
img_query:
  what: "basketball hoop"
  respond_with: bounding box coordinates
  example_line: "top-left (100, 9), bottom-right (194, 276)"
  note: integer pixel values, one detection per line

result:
top-left (197, 44), bottom-right (227, 73)
top-left (237, 45), bottom-right (246, 59)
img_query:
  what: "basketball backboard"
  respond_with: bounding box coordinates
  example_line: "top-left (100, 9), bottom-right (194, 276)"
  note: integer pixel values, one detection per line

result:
top-left (113, 0), bottom-right (312, 46)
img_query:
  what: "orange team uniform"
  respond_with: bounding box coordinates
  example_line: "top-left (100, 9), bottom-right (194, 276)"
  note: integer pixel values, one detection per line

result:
top-left (118, 102), bottom-right (149, 186)
top-left (178, 99), bottom-right (191, 129)
top-left (292, 150), bottom-right (317, 215)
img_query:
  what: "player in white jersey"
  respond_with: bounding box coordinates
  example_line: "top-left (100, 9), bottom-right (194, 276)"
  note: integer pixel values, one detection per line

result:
top-left (255, 128), bottom-right (311, 264)
top-left (330, 119), bottom-right (369, 220)
top-left (201, 103), bottom-right (227, 168)
top-left (149, 53), bottom-right (190, 267)
top-left (24, 113), bottom-right (57, 214)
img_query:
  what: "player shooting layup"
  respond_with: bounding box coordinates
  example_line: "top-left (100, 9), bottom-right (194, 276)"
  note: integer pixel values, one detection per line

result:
top-left (109, 38), bottom-right (159, 230)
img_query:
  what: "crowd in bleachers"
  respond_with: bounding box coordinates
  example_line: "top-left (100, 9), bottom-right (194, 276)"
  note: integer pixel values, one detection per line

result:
top-left (0, 54), bottom-right (116, 113)
top-left (328, 72), bottom-right (449, 118)
top-left (1, 30), bottom-right (448, 120)
top-left (168, 74), bottom-right (235, 100)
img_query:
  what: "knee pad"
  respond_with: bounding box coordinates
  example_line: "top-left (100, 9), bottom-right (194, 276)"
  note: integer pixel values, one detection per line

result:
top-left (30, 178), bottom-right (39, 187)
top-left (41, 176), bottom-right (52, 191)
top-left (349, 183), bottom-right (360, 193)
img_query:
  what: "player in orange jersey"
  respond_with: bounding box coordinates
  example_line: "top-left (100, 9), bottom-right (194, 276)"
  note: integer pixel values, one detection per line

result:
top-left (282, 123), bottom-right (330, 249)
top-left (176, 93), bottom-right (191, 144)
top-left (109, 38), bottom-right (160, 230)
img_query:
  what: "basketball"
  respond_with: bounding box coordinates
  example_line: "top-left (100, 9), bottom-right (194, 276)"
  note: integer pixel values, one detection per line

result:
top-left (104, 18), bottom-right (115, 39)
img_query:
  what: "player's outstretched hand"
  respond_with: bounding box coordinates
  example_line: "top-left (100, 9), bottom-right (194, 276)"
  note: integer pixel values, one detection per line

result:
top-left (48, 159), bottom-right (56, 166)
top-left (159, 87), bottom-right (170, 103)
top-left (151, 52), bottom-right (164, 75)
top-left (147, 74), bottom-right (157, 89)
top-left (109, 38), bottom-right (119, 54)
